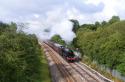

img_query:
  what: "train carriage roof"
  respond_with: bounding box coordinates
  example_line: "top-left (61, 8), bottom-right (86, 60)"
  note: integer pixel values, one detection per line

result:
top-left (54, 43), bottom-right (62, 47)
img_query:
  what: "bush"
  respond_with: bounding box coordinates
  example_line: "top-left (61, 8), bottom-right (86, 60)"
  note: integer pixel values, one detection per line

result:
top-left (75, 21), bottom-right (125, 75)
top-left (0, 22), bottom-right (42, 82)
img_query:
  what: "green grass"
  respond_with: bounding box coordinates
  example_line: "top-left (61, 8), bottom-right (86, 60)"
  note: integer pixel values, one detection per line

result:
top-left (82, 56), bottom-right (123, 82)
top-left (41, 49), bottom-right (51, 82)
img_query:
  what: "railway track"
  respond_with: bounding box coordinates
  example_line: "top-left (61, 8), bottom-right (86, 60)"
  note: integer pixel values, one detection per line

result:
top-left (78, 62), bottom-right (113, 82)
top-left (70, 63), bottom-right (101, 82)
top-left (42, 42), bottom-right (112, 82)
top-left (43, 43), bottom-right (77, 82)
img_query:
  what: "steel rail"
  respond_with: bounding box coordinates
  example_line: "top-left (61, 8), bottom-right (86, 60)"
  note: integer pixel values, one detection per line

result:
top-left (43, 43), bottom-right (76, 82)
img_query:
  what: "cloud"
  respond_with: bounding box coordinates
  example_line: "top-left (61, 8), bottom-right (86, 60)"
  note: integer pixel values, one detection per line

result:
top-left (0, 0), bottom-right (125, 42)
top-left (85, 0), bottom-right (125, 21)
top-left (50, 20), bottom-right (75, 42)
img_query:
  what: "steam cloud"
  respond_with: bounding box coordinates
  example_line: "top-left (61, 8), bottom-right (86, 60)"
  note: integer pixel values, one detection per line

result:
top-left (22, 20), bottom-right (76, 42)
top-left (21, 8), bottom-right (78, 42)
top-left (1, 0), bottom-right (124, 42)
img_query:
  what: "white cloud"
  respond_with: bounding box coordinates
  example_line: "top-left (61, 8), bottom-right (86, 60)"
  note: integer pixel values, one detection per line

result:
top-left (33, 14), bottom-right (40, 18)
top-left (0, 0), bottom-right (125, 42)
top-left (86, 0), bottom-right (125, 21)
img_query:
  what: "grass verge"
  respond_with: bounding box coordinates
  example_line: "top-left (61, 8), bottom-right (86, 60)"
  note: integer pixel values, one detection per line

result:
top-left (41, 49), bottom-right (51, 82)
top-left (82, 55), bottom-right (123, 82)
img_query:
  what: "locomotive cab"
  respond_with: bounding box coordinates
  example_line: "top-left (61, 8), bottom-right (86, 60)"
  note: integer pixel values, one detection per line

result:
top-left (64, 49), bottom-right (76, 62)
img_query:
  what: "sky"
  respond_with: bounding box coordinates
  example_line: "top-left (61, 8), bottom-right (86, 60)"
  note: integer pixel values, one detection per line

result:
top-left (0, 0), bottom-right (125, 42)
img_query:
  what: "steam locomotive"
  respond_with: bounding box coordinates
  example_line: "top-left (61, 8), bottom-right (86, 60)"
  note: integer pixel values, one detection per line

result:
top-left (45, 41), bottom-right (81, 62)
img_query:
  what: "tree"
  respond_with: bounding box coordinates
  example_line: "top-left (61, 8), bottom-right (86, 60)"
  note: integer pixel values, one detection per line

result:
top-left (70, 19), bottom-right (80, 33)
top-left (0, 22), bottom-right (43, 82)
top-left (75, 18), bottom-right (125, 75)
top-left (109, 16), bottom-right (120, 24)
top-left (95, 21), bottom-right (101, 27)
top-left (101, 21), bottom-right (107, 27)
top-left (17, 23), bottom-right (28, 33)
top-left (51, 35), bottom-right (66, 45)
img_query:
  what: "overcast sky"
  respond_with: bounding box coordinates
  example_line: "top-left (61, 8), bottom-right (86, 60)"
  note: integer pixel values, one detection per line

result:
top-left (0, 0), bottom-right (125, 41)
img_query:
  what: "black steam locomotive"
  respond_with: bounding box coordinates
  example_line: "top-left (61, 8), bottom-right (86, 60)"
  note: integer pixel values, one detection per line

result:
top-left (45, 41), bottom-right (81, 62)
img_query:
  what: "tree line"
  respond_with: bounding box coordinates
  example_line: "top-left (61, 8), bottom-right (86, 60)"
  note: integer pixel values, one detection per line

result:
top-left (74, 16), bottom-right (125, 76)
top-left (51, 16), bottom-right (125, 76)
top-left (0, 22), bottom-right (43, 82)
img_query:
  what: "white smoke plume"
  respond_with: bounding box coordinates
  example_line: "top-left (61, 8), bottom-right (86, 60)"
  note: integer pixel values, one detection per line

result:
top-left (21, 8), bottom-right (79, 42)
top-left (22, 19), bottom-right (76, 42)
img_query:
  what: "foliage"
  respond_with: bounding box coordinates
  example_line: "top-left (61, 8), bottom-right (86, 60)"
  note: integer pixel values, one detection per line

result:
top-left (51, 34), bottom-right (66, 45)
top-left (70, 19), bottom-right (80, 33)
top-left (109, 16), bottom-right (120, 24)
top-left (0, 22), bottom-right (44, 82)
top-left (74, 16), bottom-right (125, 76)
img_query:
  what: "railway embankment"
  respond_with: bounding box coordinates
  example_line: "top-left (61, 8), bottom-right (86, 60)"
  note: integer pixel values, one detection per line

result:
top-left (41, 41), bottom-right (113, 82)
